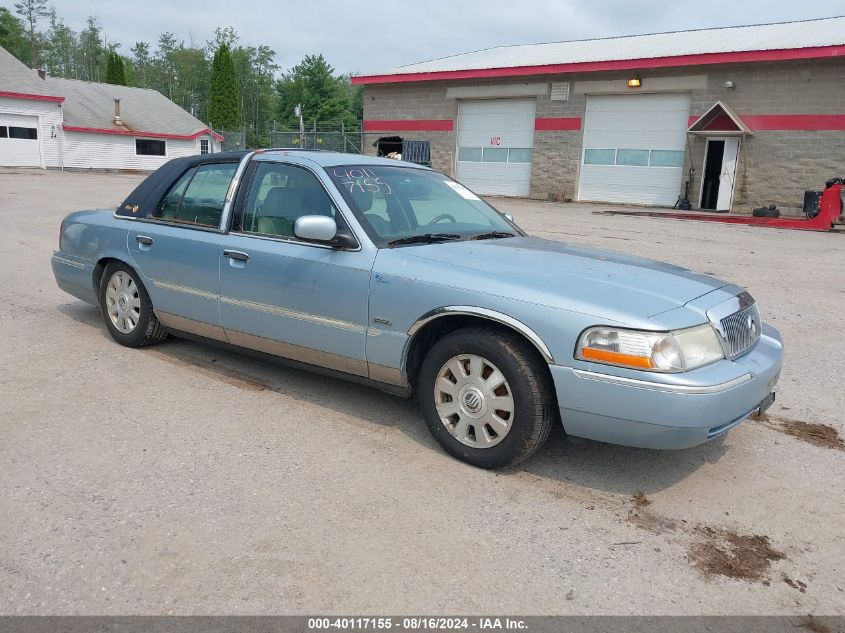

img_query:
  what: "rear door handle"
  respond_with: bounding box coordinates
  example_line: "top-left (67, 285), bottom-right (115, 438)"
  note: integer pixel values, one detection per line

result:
top-left (136, 235), bottom-right (154, 246)
top-left (223, 249), bottom-right (250, 262)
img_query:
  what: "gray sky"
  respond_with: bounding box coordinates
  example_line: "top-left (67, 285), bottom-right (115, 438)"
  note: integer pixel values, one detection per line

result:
top-left (36, 1), bottom-right (845, 75)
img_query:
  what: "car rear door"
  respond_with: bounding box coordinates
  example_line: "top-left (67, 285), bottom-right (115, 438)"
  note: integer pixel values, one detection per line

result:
top-left (128, 161), bottom-right (239, 339)
top-left (218, 159), bottom-right (374, 376)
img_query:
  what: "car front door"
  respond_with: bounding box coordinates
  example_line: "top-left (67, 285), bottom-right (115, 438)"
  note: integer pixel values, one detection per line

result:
top-left (128, 160), bottom-right (240, 340)
top-left (219, 160), bottom-right (374, 377)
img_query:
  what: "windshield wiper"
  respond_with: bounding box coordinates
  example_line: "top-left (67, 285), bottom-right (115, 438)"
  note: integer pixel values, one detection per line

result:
top-left (469, 231), bottom-right (515, 241)
top-left (387, 233), bottom-right (462, 247)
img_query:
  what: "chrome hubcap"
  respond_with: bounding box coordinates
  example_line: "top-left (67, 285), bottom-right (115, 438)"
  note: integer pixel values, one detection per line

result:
top-left (105, 271), bottom-right (141, 334)
top-left (434, 354), bottom-right (514, 449)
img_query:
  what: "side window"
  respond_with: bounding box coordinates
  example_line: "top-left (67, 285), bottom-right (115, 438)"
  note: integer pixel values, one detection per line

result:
top-left (240, 162), bottom-right (338, 238)
top-left (155, 167), bottom-right (195, 220)
top-left (154, 162), bottom-right (238, 228)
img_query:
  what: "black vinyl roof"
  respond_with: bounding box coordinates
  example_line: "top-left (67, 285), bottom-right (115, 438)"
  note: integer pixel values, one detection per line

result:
top-left (116, 152), bottom-right (248, 218)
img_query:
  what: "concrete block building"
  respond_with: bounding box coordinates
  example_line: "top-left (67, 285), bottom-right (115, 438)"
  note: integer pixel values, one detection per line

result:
top-left (353, 17), bottom-right (845, 214)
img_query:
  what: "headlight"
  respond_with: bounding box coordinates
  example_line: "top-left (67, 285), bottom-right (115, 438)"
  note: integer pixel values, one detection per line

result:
top-left (575, 324), bottom-right (724, 372)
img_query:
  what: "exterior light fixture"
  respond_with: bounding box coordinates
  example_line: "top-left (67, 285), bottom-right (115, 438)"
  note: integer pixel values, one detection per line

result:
top-left (627, 74), bottom-right (642, 88)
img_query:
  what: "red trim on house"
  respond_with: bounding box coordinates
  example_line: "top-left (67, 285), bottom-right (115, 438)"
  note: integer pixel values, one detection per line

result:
top-left (362, 119), bottom-right (454, 132)
top-left (688, 113), bottom-right (845, 131)
top-left (0, 90), bottom-right (65, 103)
top-left (352, 45), bottom-right (845, 85)
top-left (63, 124), bottom-right (224, 141)
top-left (535, 117), bottom-right (581, 131)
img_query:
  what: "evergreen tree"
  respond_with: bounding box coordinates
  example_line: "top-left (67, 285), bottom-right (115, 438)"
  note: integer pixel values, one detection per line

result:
top-left (105, 50), bottom-right (126, 85)
top-left (44, 9), bottom-right (77, 78)
top-left (129, 41), bottom-right (151, 87)
top-left (13, 0), bottom-right (49, 66)
top-left (208, 42), bottom-right (240, 130)
top-left (77, 17), bottom-right (106, 81)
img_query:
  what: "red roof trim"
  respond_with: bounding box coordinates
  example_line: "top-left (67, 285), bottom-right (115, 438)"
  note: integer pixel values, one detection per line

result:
top-left (63, 124), bottom-right (224, 141)
top-left (688, 113), bottom-right (845, 131)
top-left (0, 90), bottom-right (65, 103)
top-left (362, 119), bottom-right (454, 132)
top-left (535, 117), bottom-right (581, 131)
top-left (352, 45), bottom-right (845, 85)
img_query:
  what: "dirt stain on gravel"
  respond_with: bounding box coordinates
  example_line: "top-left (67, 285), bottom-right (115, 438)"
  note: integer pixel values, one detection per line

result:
top-left (628, 492), bottom-right (678, 534)
top-left (751, 413), bottom-right (844, 451)
top-left (783, 574), bottom-right (809, 593)
top-left (687, 525), bottom-right (784, 581)
top-left (799, 617), bottom-right (833, 633)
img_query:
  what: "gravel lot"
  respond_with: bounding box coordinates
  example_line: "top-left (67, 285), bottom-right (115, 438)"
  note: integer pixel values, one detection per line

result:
top-left (1, 168), bottom-right (843, 615)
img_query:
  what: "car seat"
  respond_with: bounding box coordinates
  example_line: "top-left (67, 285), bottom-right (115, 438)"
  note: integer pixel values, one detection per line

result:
top-left (256, 186), bottom-right (302, 236)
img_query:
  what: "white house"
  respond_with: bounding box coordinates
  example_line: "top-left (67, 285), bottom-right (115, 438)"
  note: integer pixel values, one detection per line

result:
top-left (0, 44), bottom-right (222, 170)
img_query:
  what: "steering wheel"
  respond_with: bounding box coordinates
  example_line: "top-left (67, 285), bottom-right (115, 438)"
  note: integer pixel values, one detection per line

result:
top-left (427, 213), bottom-right (457, 225)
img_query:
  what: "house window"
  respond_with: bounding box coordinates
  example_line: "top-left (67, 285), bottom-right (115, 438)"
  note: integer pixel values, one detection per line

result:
top-left (9, 126), bottom-right (38, 140)
top-left (0, 126), bottom-right (8, 138)
top-left (135, 138), bottom-right (166, 156)
top-left (200, 139), bottom-right (209, 154)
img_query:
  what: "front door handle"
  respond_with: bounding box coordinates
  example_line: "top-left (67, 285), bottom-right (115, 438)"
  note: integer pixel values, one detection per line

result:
top-left (223, 249), bottom-right (250, 262)
top-left (136, 235), bottom-right (154, 246)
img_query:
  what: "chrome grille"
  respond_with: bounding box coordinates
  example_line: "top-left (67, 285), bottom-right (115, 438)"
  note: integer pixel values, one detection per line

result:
top-left (720, 302), bottom-right (761, 359)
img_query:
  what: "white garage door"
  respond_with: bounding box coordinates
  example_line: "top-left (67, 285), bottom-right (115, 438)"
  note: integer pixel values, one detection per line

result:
top-left (578, 93), bottom-right (690, 206)
top-left (0, 112), bottom-right (42, 167)
top-left (456, 99), bottom-right (535, 197)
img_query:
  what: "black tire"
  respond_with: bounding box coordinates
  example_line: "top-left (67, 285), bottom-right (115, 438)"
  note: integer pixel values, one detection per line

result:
top-left (416, 326), bottom-right (555, 469)
top-left (98, 261), bottom-right (167, 347)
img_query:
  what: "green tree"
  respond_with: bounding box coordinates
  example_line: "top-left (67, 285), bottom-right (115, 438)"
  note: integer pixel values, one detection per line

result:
top-left (275, 54), bottom-right (357, 128)
top-left (13, 0), bottom-right (49, 66)
top-left (208, 42), bottom-right (240, 130)
top-left (129, 41), bottom-right (151, 87)
top-left (44, 9), bottom-right (77, 78)
top-left (232, 43), bottom-right (277, 146)
top-left (0, 6), bottom-right (27, 60)
top-left (105, 50), bottom-right (126, 85)
top-left (77, 16), bottom-right (106, 81)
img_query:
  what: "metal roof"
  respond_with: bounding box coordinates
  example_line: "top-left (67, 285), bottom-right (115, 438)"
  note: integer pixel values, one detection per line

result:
top-left (44, 76), bottom-right (213, 137)
top-left (356, 16), bottom-right (845, 82)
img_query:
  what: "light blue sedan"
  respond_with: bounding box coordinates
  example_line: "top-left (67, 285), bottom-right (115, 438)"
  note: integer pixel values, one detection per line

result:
top-left (52, 150), bottom-right (782, 468)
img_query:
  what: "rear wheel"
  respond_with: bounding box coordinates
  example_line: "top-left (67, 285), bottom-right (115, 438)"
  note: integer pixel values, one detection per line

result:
top-left (417, 326), bottom-right (555, 469)
top-left (98, 262), bottom-right (167, 347)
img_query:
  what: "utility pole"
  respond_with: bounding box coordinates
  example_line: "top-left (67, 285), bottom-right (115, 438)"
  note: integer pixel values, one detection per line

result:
top-left (295, 104), bottom-right (304, 149)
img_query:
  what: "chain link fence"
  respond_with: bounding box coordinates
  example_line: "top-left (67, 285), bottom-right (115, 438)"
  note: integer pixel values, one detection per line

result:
top-left (269, 128), bottom-right (362, 153)
top-left (217, 130), bottom-right (246, 152)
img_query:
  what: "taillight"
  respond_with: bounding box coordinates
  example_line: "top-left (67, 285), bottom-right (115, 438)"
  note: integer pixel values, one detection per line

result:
top-left (59, 219), bottom-right (65, 251)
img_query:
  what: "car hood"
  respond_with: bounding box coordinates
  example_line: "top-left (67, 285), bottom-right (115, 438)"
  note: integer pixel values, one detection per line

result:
top-left (391, 236), bottom-right (730, 320)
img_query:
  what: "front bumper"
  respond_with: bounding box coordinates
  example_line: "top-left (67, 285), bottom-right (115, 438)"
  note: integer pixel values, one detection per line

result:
top-left (550, 324), bottom-right (783, 449)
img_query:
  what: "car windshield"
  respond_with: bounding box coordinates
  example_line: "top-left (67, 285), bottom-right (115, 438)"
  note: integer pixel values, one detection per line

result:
top-left (327, 165), bottom-right (522, 247)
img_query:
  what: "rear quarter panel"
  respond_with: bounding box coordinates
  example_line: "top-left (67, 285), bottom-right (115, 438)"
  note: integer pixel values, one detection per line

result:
top-left (53, 209), bottom-right (135, 305)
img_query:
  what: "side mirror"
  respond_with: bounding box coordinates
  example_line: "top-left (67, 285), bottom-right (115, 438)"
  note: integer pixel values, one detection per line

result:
top-left (294, 215), bottom-right (337, 242)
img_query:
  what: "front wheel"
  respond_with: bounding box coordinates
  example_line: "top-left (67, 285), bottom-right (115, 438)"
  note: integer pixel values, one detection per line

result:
top-left (417, 326), bottom-right (555, 468)
top-left (98, 262), bottom-right (167, 347)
